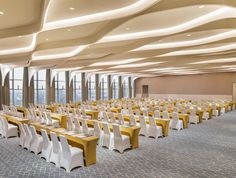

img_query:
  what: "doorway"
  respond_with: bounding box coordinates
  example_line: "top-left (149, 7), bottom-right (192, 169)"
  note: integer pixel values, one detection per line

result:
top-left (142, 85), bottom-right (149, 98)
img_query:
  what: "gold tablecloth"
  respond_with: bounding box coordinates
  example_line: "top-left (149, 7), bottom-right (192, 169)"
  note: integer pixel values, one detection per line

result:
top-left (0, 113), bottom-right (30, 125)
top-left (31, 122), bottom-right (98, 166)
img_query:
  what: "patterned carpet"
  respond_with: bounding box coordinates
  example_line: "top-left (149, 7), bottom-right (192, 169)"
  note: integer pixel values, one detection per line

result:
top-left (0, 111), bottom-right (236, 178)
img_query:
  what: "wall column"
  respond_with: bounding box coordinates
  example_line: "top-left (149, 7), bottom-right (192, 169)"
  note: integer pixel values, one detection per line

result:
top-left (0, 70), bottom-right (10, 108)
top-left (118, 76), bottom-right (122, 99)
top-left (66, 71), bottom-right (73, 103)
top-left (46, 69), bottom-right (55, 104)
top-left (128, 77), bottom-right (132, 98)
top-left (96, 74), bottom-right (100, 100)
top-left (81, 73), bottom-right (87, 101)
top-left (23, 67), bottom-right (34, 107)
top-left (108, 75), bottom-right (112, 100)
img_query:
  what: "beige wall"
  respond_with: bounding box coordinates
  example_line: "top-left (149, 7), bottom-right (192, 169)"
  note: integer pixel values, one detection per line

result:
top-left (135, 72), bottom-right (236, 100)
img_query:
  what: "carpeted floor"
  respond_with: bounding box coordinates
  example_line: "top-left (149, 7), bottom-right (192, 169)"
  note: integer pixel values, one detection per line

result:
top-left (0, 111), bottom-right (236, 178)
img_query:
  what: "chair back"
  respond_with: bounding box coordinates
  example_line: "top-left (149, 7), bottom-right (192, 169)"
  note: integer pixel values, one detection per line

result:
top-left (74, 118), bottom-right (81, 133)
top-left (139, 116), bottom-right (146, 128)
top-left (154, 110), bottom-right (160, 118)
top-left (118, 113), bottom-right (124, 125)
top-left (50, 132), bottom-right (61, 154)
top-left (103, 123), bottom-right (110, 135)
top-left (81, 119), bottom-right (89, 134)
top-left (59, 135), bottom-right (71, 158)
top-left (162, 111), bottom-right (169, 119)
top-left (41, 129), bottom-right (50, 148)
top-left (112, 124), bottom-right (122, 138)
top-left (24, 123), bottom-right (32, 138)
top-left (2, 117), bottom-right (8, 130)
top-left (143, 110), bottom-right (148, 117)
top-left (135, 109), bottom-right (140, 116)
top-left (149, 117), bottom-right (156, 127)
top-left (190, 109), bottom-right (196, 116)
top-left (29, 125), bottom-right (37, 138)
top-left (109, 112), bottom-right (116, 123)
top-left (129, 115), bottom-right (136, 126)
top-left (172, 112), bottom-right (179, 121)
top-left (102, 111), bottom-right (109, 122)
top-left (19, 123), bottom-right (26, 136)
top-left (94, 121), bottom-right (101, 137)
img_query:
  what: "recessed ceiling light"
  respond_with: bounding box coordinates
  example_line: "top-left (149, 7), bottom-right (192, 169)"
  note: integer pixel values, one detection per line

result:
top-left (187, 34), bottom-right (192, 37)
top-left (0, 11), bottom-right (4, 15)
top-left (67, 29), bottom-right (71, 31)
top-left (158, 40), bottom-right (162, 42)
top-left (199, 5), bottom-right (205, 8)
top-left (125, 27), bottom-right (130, 30)
top-left (69, 7), bottom-right (75, 10)
top-left (18, 36), bottom-right (22, 38)
top-left (46, 38), bottom-right (49, 41)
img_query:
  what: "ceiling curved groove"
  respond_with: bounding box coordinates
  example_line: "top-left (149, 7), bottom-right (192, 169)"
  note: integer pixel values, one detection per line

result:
top-left (160, 43), bottom-right (236, 57)
top-left (98, 7), bottom-right (236, 43)
top-left (131, 30), bottom-right (236, 51)
top-left (43, 0), bottom-right (160, 31)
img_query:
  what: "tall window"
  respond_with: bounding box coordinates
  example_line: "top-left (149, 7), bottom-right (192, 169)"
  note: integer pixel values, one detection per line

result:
top-left (73, 73), bottom-right (82, 102)
top-left (9, 67), bottom-right (23, 106)
top-left (55, 72), bottom-right (66, 103)
top-left (100, 76), bottom-right (108, 100)
top-left (112, 77), bottom-right (119, 99)
top-left (123, 77), bottom-right (129, 98)
top-left (88, 74), bottom-right (96, 101)
top-left (34, 70), bottom-right (46, 104)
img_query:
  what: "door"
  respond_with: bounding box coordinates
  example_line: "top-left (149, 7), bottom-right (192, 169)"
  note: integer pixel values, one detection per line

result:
top-left (233, 83), bottom-right (236, 100)
top-left (142, 85), bottom-right (149, 98)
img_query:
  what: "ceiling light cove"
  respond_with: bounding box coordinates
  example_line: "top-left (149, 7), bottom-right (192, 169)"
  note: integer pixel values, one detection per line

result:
top-left (89, 58), bottom-right (144, 66)
top-left (111, 62), bottom-right (164, 68)
top-left (99, 7), bottom-right (233, 43)
top-left (189, 58), bottom-right (236, 64)
top-left (43, 0), bottom-right (159, 31)
top-left (32, 45), bottom-right (88, 61)
top-left (132, 30), bottom-right (236, 51)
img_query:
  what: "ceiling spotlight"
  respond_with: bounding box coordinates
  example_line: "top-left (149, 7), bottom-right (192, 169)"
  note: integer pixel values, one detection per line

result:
top-left (69, 7), bottom-right (75, 10)
top-left (46, 38), bottom-right (49, 41)
top-left (198, 5), bottom-right (205, 8)
top-left (0, 11), bottom-right (4, 15)
top-left (158, 40), bottom-right (162, 42)
top-left (18, 36), bottom-right (22, 38)
top-left (186, 34), bottom-right (192, 37)
top-left (67, 29), bottom-right (71, 31)
top-left (125, 27), bottom-right (130, 30)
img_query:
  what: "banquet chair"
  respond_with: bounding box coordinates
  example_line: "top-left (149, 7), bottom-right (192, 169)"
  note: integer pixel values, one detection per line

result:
top-left (102, 123), bottom-right (114, 149)
top-left (1, 117), bottom-right (18, 138)
top-left (112, 124), bottom-right (130, 153)
top-left (143, 110), bottom-right (149, 117)
top-left (45, 112), bottom-right (60, 128)
top-left (49, 132), bottom-right (61, 167)
top-left (29, 125), bottom-right (43, 155)
top-left (59, 135), bottom-right (84, 172)
top-left (135, 109), bottom-right (141, 116)
top-left (147, 117), bottom-right (163, 139)
top-left (81, 119), bottom-right (94, 135)
top-left (154, 110), bottom-right (161, 118)
top-left (162, 111), bottom-right (169, 119)
top-left (202, 106), bottom-right (209, 120)
top-left (0, 118), bottom-right (3, 136)
top-left (170, 112), bottom-right (183, 131)
top-left (81, 110), bottom-right (92, 120)
top-left (23, 124), bottom-right (32, 150)
top-left (129, 115), bottom-right (138, 126)
top-left (139, 116), bottom-right (148, 136)
top-left (118, 113), bottom-right (129, 125)
top-left (41, 129), bottom-right (52, 162)
top-left (189, 109), bottom-right (199, 124)
top-left (93, 120), bottom-right (104, 145)
top-left (74, 118), bottom-right (82, 133)
top-left (67, 116), bottom-right (75, 131)
top-left (102, 111), bottom-right (109, 123)
top-left (212, 104), bottom-right (219, 117)
top-left (19, 123), bottom-right (26, 147)
top-left (109, 112), bottom-right (117, 123)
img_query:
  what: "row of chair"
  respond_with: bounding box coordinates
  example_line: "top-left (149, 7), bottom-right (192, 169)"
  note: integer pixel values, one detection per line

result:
top-left (19, 123), bottom-right (84, 172)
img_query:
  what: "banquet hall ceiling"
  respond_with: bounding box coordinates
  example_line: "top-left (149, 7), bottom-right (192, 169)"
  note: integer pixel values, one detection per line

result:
top-left (1, 0), bottom-right (236, 77)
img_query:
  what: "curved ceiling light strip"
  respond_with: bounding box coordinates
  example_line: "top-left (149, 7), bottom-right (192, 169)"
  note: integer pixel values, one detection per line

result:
top-left (132, 30), bottom-right (236, 51)
top-left (43, 0), bottom-right (159, 31)
top-left (0, 33), bottom-right (37, 55)
top-left (160, 43), bottom-right (236, 57)
top-left (99, 7), bottom-right (235, 43)
top-left (32, 45), bottom-right (88, 60)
